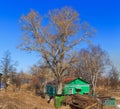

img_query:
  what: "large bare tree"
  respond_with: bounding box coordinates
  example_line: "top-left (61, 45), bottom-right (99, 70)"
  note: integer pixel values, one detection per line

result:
top-left (18, 7), bottom-right (94, 94)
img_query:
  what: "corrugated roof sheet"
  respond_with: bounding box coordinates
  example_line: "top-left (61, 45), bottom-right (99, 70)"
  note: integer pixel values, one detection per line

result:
top-left (47, 77), bottom-right (75, 85)
top-left (63, 77), bottom-right (75, 83)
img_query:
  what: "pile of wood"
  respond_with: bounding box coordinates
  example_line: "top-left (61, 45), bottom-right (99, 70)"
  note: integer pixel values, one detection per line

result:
top-left (62, 94), bottom-right (99, 109)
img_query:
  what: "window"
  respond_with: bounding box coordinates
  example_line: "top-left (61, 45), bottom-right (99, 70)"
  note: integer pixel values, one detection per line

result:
top-left (75, 88), bottom-right (81, 92)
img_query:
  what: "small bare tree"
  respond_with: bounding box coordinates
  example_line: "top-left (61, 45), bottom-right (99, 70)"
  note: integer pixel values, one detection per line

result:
top-left (30, 64), bottom-right (50, 94)
top-left (0, 50), bottom-right (18, 90)
top-left (18, 7), bottom-right (94, 94)
top-left (75, 45), bottom-right (110, 94)
top-left (109, 66), bottom-right (120, 89)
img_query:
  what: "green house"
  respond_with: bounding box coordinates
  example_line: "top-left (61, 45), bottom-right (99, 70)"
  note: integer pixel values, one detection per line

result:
top-left (63, 78), bottom-right (90, 95)
top-left (46, 78), bottom-right (90, 96)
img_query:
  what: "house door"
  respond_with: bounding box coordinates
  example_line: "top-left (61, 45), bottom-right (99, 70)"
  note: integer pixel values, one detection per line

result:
top-left (69, 88), bottom-right (73, 94)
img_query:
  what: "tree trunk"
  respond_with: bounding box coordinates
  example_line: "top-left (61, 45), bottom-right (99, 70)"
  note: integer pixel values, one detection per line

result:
top-left (57, 82), bottom-right (63, 94)
top-left (92, 84), bottom-right (96, 94)
top-left (43, 79), bottom-right (47, 93)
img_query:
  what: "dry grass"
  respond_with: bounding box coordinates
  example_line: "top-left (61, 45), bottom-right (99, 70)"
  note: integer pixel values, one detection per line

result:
top-left (0, 90), bottom-right (71, 109)
top-left (0, 86), bottom-right (120, 109)
top-left (0, 91), bottom-right (55, 109)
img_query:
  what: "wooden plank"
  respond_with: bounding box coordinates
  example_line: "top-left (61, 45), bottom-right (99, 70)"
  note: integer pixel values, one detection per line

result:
top-left (85, 103), bottom-right (98, 109)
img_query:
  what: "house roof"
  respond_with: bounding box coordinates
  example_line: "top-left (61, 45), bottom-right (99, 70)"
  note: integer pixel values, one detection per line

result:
top-left (47, 80), bottom-right (57, 85)
top-left (65, 78), bottom-right (89, 84)
top-left (47, 77), bottom-right (89, 85)
top-left (63, 77), bottom-right (75, 84)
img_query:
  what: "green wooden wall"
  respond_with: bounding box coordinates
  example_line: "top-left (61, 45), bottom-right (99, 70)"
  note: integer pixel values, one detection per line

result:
top-left (63, 84), bottom-right (90, 95)
top-left (46, 84), bottom-right (57, 96)
top-left (46, 78), bottom-right (90, 96)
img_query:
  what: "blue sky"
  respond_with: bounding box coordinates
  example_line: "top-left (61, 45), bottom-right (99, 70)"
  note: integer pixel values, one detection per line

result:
top-left (0, 0), bottom-right (120, 72)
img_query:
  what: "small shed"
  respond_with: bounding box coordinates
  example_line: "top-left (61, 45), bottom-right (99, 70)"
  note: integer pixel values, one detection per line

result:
top-left (46, 80), bottom-right (58, 96)
top-left (46, 78), bottom-right (90, 96)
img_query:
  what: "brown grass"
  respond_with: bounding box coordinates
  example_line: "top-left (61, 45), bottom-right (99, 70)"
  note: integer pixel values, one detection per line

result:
top-left (0, 91), bottom-right (55, 109)
top-left (0, 90), bottom-right (71, 109)
top-left (0, 86), bottom-right (120, 109)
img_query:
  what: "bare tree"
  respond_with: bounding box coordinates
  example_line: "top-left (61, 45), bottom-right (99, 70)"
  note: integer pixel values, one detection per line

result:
top-left (0, 51), bottom-right (17, 75)
top-left (75, 45), bottom-right (110, 94)
top-left (30, 64), bottom-right (54, 95)
top-left (109, 66), bottom-right (120, 89)
top-left (10, 73), bottom-right (22, 91)
top-left (0, 50), bottom-right (18, 90)
top-left (18, 7), bottom-right (94, 94)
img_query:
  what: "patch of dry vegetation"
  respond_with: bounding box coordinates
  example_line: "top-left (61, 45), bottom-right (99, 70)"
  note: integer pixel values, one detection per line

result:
top-left (0, 91), bottom-right (55, 109)
top-left (0, 90), bottom-right (71, 109)
top-left (0, 86), bottom-right (120, 109)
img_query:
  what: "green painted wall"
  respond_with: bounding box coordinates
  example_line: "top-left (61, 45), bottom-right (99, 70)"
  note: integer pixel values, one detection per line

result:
top-left (63, 84), bottom-right (90, 95)
top-left (63, 78), bottom-right (90, 95)
top-left (46, 78), bottom-right (90, 96)
top-left (46, 84), bottom-right (57, 96)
